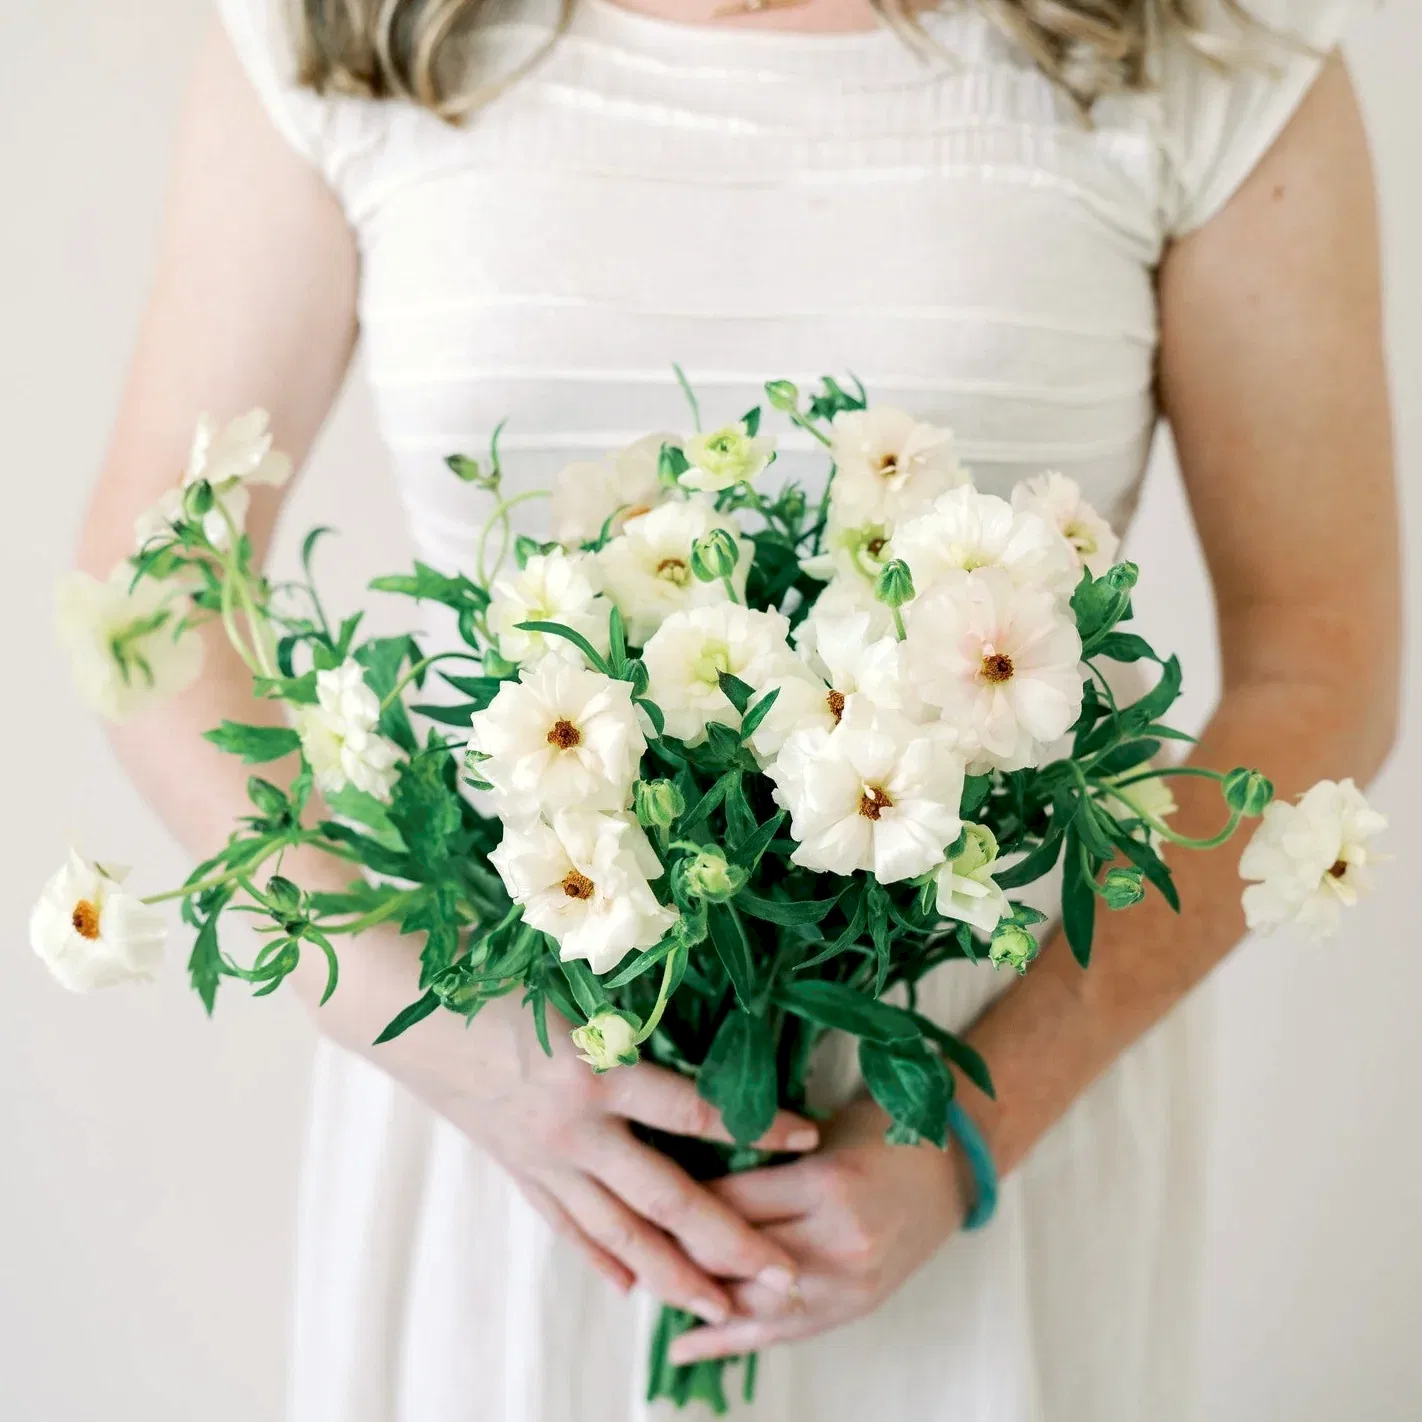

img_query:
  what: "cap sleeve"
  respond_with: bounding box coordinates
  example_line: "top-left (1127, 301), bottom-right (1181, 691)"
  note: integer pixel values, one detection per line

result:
top-left (215, 0), bottom-right (327, 169)
top-left (1161, 0), bottom-right (1357, 236)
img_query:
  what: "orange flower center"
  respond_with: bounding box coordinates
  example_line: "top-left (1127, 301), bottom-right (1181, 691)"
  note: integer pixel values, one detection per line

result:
top-left (547, 719), bottom-right (582, 750)
top-left (858, 786), bottom-right (893, 821)
top-left (562, 871), bottom-right (595, 900)
top-left (981, 652), bottom-right (1015, 684)
top-left (71, 900), bottom-right (102, 940)
top-left (827, 690), bottom-right (846, 723)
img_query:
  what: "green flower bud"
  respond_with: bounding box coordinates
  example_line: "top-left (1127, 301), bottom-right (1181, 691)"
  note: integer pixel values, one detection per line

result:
top-left (247, 776), bottom-right (289, 819)
top-left (432, 962), bottom-right (483, 1014)
top-left (445, 453), bottom-right (496, 489)
top-left (1223, 766), bottom-right (1274, 817)
top-left (625, 657), bottom-right (650, 698)
top-left (989, 921), bottom-right (1040, 975)
top-left (182, 479), bottom-right (215, 520)
top-left (764, 379), bottom-right (800, 412)
top-left (780, 486), bottom-right (808, 523)
top-left (874, 558), bottom-right (916, 609)
top-left (634, 778), bottom-right (685, 830)
top-left (1104, 561), bottom-right (1139, 594)
top-left (1102, 865), bottom-right (1146, 910)
top-left (949, 822), bottom-right (999, 879)
top-left (690, 528), bottom-right (741, 583)
top-left (682, 846), bottom-right (747, 903)
top-left (481, 649), bottom-right (517, 679)
top-left (571, 1011), bottom-right (641, 1073)
top-left (266, 874), bottom-right (303, 915)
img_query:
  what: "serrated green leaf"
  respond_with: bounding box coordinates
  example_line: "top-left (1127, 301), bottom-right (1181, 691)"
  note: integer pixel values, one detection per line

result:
top-left (202, 722), bottom-right (302, 764)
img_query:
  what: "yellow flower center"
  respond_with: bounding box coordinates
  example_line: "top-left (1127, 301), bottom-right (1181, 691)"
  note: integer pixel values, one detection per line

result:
top-left (858, 785), bottom-right (893, 821)
top-left (656, 557), bottom-right (690, 586)
top-left (547, 719), bottom-right (582, 750)
top-left (72, 900), bottom-right (102, 940)
top-left (562, 871), bottom-right (595, 900)
top-left (981, 651), bottom-right (1015, 684)
top-left (1064, 519), bottom-right (1097, 557)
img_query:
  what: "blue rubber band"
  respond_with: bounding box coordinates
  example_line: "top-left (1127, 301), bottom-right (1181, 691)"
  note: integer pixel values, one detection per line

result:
top-left (945, 1101), bottom-right (998, 1231)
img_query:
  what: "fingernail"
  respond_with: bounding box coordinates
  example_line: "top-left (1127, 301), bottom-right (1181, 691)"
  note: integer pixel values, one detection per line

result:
top-left (691, 1297), bottom-right (729, 1325)
top-left (786, 1128), bottom-right (818, 1151)
top-left (758, 1265), bottom-right (796, 1295)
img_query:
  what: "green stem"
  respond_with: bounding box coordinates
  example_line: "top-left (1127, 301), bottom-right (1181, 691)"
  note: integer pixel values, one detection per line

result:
top-left (891, 606), bottom-right (906, 641)
top-left (380, 649), bottom-right (486, 711)
top-left (635, 949), bottom-right (680, 1045)
top-left (477, 488), bottom-right (550, 586)
top-left (144, 841), bottom-right (288, 906)
top-left (672, 363), bottom-right (702, 432)
top-left (720, 575), bottom-right (740, 604)
top-left (1106, 765), bottom-right (1225, 790)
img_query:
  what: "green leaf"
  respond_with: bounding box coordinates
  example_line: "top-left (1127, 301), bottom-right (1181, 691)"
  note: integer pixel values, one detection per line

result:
top-left (439, 672), bottom-right (508, 706)
top-left (961, 775), bottom-right (993, 816)
top-left (859, 1039), bottom-right (952, 1149)
top-left (1092, 632), bottom-right (1157, 664)
top-left (1092, 739), bottom-right (1161, 778)
top-left (251, 672), bottom-right (319, 705)
top-left (911, 1015), bottom-right (996, 1099)
top-left (560, 957), bottom-right (608, 1020)
top-left (773, 980), bottom-right (918, 1044)
top-left (609, 603), bottom-right (628, 671)
top-left (515, 620), bottom-right (611, 674)
top-left (410, 701), bottom-right (481, 727)
top-left (707, 903), bottom-right (756, 1010)
top-left (401, 882), bottom-right (463, 987)
top-left (680, 770), bottom-right (738, 831)
top-left (389, 748), bottom-right (461, 864)
top-left (1121, 655), bottom-right (1183, 733)
top-left (741, 405), bottom-right (762, 438)
top-left (202, 722), bottom-right (302, 764)
top-left (733, 888), bottom-right (839, 927)
top-left (1061, 829), bottom-right (1096, 968)
top-left (738, 686), bottom-right (780, 744)
top-left (727, 810), bottom-right (786, 873)
top-left (697, 1009), bottom-right (778, 1146)
top-left (717, 671), bottom-right (754, 716)
top-left (325, 783), bottom-right (407, 853)
top-left (792, 887), bottom-right (868, 972)
top-left (356, 636), bottom-right (422, 752)
top-left (373, 991), bottom-right (440, 1045)
top-left (1074, 797), bottom-right (1118, 861)
top-left (993, 827), bottom-right (1065, 891)
top-left (187, 907), bottom-right (226, 1015)
top-left (370, 561), bottom-right (487, 611)
top-left (867, 880), bottom-right (893, 995)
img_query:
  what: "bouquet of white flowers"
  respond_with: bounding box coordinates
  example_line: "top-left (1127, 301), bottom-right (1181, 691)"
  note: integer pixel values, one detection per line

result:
top-left (36, 376), bottom-right (1386, 1412)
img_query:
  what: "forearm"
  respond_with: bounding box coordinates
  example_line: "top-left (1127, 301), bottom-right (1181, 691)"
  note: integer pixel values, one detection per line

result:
top-left (962, 668), bottom-right (1394, 1177)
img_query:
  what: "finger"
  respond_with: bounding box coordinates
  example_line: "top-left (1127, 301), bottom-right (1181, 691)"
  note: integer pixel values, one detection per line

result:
top-left (588, 1134), bottom-right (802, 1294)
top-left (520, 1177), bottom-right (635, 1294)
top-left (669, 1312), bottom-right (823, 1366)
top-left (603, 1064), bottom-right (819, 1153)
top-left (708, 1159), bottom-right (823, 1224)
top-left (549, 1170), bottom-right (735, 1326)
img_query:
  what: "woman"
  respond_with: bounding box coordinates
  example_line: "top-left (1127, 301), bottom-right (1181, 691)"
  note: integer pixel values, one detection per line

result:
top-left (80, 0), bottom-right (1399, 1417)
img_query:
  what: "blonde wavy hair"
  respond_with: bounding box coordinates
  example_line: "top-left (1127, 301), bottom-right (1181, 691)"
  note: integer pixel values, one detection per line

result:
top-left (292, 0), bottom-right (1261, 118)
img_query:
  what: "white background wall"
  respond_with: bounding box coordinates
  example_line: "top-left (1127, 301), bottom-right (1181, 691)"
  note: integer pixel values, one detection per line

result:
top-left (0, 3), bottom-right (1416, 1419)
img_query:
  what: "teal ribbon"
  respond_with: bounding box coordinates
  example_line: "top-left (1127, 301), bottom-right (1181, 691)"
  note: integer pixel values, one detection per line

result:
top-left (945, 1101), bottom-right (998, 1231)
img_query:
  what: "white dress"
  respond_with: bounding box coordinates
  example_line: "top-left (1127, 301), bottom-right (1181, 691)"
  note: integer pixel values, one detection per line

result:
top-left (216, 1), bottom-right (1353, 1417)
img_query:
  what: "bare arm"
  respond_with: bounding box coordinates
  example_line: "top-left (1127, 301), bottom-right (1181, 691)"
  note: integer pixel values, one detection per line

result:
top-left (671, 53), bottom-right (1402, 1363)
top-left (84, 23), bottom-right (815, 1316)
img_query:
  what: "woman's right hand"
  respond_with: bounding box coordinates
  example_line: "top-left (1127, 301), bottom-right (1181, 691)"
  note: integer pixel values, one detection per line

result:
top-left (307, 922), bottom-right (814, 1325)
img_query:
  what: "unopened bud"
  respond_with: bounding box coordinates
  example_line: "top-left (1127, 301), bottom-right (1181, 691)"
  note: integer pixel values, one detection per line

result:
top-left (445, 453), bottom-right (494, 487)
top-left (266, 875), bottom-right (303, 915)
top-left (765, 379), bottom-right (799, 412)
top-left (481, 649), bottom-right (517, 679)
top-left (634, 778), bottom-right (684, 830)
top-left (874, 558), bottom-right (916, 610)
top-left (247, 777), bottom-right (289, 819)
top-left (571, 1011), bottom-right (641, 1073)
top-left (989, 921), bottom-right (1040, 975)
top-left (1104, 561), bottom-right (1139, 594)
top-left (691, 528), bottom-right (741, 583)
top-left (183, 480), bottom-right (215, 520)
top-left (1223, 766), bottom-right (1274, 817)
top-left (682, 846), bottom-right (747, 903)
top-left (1102, 865), bottom-right (1146, 910)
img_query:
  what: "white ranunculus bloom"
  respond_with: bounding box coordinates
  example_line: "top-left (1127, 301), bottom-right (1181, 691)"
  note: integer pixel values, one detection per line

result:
top-left (767, 696), bottom-right (965, 883)
top-left (794, 576), bottom-right (897, 665)
top-left (56, 565), bottom-right (205, 723)
top-left (903, 566), bottom-right (1084, 772)
top-left (679, 426), bottom-right (777, 493)
top-left (641, 603), bottom-right (800, 744)
top-left (595, 498), bottom-right (751, 645)
top-left (469, 658), bottom-right (645, 817)
top-left (1240, 778), bottom-right (1388, 939)
top-left (30, 848), bottom-right (166, 992)
top-left (137, 410), bottom-right (293, 551)
top-left (1011, 471), bottom-right (1120, 579)
top-left (486, 550), bottom-right (612, 666)
top-left (798, 512), bottom-right (894, 589)
top-left (935, 823), bottom-right (1011, 933)
top-left (828, 406), bottom-right (969, 528)
top-left (550, 434), bottom-right (669, 548)
top-left (742, 665), bottom-right (839, 766)
top-left (892, 486), bottom-right (1077, 599)
top-left (297, 661), bottom-right (401, 800)
top-left (801, 610), bottom-right (919, 718)
top-left (489, 809), bottom-right (678, 974)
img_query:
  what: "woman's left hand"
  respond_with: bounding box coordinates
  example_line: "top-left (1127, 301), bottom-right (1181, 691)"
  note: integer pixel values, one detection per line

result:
top-left (667, 1095), bottom-right (970, 1365)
